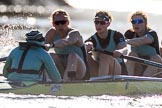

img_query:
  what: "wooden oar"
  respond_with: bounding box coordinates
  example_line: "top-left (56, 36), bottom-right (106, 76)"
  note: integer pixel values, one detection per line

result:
top-left (0, 57), bottom-right (7, 62)
top-left (94, 49), bottom-right (162, 68)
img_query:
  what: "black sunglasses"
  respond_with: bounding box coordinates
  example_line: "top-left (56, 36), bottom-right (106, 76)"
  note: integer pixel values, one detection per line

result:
top-left (54, 20), bottom-right (67, 25)
top-left (131, 19), bottom-right (144, 24)
top-left (94, 21), bottom-right (107, 25)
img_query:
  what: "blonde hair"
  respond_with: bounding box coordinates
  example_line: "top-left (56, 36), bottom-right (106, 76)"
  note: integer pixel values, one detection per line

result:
top-left (129, 11), bottom-right (148, 27)
top-left (50, 9), bottom-right (70, 23)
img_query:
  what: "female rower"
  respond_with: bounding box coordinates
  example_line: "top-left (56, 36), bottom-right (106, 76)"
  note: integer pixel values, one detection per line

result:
top-left (125, 11), bottom-right (162, 76)
top-left (45, 9), bottom-right (87, 81)
top-left (85, 10), bottom-right (127, 77)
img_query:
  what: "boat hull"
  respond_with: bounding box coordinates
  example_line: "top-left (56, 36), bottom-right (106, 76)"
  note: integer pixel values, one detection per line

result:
top-left (1, 81), bottom-right (162, 96)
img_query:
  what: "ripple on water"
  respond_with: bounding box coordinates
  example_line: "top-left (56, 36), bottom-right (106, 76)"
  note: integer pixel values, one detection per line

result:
top-left (0, 93), bottom-right (162, 108)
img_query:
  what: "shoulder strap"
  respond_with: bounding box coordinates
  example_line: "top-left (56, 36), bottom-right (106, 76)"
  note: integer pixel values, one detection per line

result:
top-left (108, 29), bottom-right (115, 47)
top-left (110, 30), bottom-right (115, 37)
top-left (17, 45), bottom-right (31, 73)
top-left (110, 30), bottom-right (115, 42)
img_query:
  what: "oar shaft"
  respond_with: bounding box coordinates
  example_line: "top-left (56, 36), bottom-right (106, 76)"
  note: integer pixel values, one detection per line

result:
top-left (0, 57), bottom-right (7, 62)
top-left (95, 49), bottom-right (162, 68)
top-left (121, 55), bottom-right (162, 68)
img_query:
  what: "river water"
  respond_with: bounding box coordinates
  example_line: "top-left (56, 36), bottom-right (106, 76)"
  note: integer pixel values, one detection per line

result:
top-left (0, 93), bottom-right (162, 108)
top-left (1, 0), bottom-right (162, 107)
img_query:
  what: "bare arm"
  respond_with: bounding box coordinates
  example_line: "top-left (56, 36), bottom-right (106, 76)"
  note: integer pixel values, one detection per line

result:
top-left (54, 30), bottom-right (83, 48)
top-left (45, 28), bottom-right (55, 44)
top-left (127, 34), bottom-right (153, 47)
top-left (113, 42), bottom-right (128, 58)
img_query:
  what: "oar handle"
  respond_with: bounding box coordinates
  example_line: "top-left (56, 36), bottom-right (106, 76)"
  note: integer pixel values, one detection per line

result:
top-left (0, 57), bottom-right (7, 62)
top-left (94, 49), bottom-right (113, 55)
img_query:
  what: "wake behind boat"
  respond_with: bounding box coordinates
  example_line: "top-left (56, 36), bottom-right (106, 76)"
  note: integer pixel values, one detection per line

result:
top-left (1, 75), bottom-right (162, 96)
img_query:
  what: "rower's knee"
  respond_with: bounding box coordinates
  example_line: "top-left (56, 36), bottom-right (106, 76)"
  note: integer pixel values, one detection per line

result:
top-left (99, 53), bottom-right (113, 65)
top-left (128, 52), bottom-right (138, 57)
top-left (150, 55), bottom-right (162, 63)
top-left (113, 60), bottom-right (121, 75)
top-left (68, 53), bottom-right (78, 59)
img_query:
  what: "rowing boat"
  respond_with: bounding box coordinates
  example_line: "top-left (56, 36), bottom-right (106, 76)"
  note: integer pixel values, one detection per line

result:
top-left (1, 75), bottom-right (162, 96)
top-left (1, 49), bottom-right (162, 96)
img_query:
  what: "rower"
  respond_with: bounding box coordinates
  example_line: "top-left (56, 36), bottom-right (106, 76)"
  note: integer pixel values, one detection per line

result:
top-left (125, 11), bottom-right (162, 77)
top-left (45, 9), bottom-right (88, 81)
top-left (85, 10), bottom-right (128, 77)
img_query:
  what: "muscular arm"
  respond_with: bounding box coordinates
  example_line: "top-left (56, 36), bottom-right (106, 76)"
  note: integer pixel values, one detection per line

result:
top-left (113, 31), bottom-right (128, 57)
top-left (116, 42), bottom-right (128, 54)
top-left (113, 43), bottom-right (128, 58)
top-left (127, 34), bottom-right (153, 47)
top-left (45, 28), bottom-right (55, 44)
top-left (54, 30), bottom-right (83, 48)
top-left (67, 30), bottom-right (83, 46)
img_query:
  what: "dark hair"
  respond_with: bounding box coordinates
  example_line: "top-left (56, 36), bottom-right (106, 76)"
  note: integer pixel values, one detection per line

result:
top-left (25, 30), bottom-right (45, 42)
top-left (95, 10), bottom-right (113, 22)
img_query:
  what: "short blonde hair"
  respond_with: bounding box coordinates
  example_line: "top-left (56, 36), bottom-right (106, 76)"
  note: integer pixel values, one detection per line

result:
top-left (50, 9), bottom-right (70, 22)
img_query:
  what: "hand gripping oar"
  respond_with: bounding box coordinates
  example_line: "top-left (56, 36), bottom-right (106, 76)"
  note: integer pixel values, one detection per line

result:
top-left (0, 57), bottom-right (7, 62)
top-left (94, 49), bottom-right (162, 68)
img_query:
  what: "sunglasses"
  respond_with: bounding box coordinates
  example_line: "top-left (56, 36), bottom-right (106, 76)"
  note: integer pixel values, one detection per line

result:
top-left (54, 20), bottom-right (67, 25)
top-left (94, 21), bottom-right (107, 25)
top-left (131, 19), bottom-right (144, 24)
